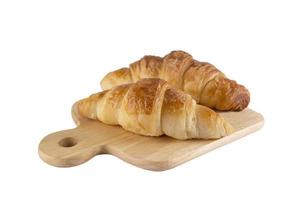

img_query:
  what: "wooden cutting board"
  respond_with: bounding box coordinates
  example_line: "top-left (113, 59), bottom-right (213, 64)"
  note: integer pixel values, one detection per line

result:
top-left (39, 102), bottom-right (264, 171)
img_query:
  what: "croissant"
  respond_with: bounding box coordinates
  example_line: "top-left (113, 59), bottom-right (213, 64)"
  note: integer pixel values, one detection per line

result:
top-left (100, 50), bottom-right (250, 111)
top-left (78, 78), bottom-right (233, 140)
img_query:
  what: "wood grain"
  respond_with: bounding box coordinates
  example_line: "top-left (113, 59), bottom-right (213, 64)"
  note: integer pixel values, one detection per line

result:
top-left (38, 102), bottom-right (264, 171)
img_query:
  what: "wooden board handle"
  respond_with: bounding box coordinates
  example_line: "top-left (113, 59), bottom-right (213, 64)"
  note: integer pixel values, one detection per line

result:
top-left (38, 125), bottom-right (105, 167)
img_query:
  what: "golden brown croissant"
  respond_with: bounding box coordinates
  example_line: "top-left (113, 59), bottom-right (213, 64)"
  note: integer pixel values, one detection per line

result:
top-left (100, 50), bottom-right (250, 111)
top-left (79, 78), bottom-right (233, 140)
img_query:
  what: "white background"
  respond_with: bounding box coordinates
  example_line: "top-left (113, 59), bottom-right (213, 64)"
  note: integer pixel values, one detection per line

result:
top-left (0, 0), bottom-right (299, 199)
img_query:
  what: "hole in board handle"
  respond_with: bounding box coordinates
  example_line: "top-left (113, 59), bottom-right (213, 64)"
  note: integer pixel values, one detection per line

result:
top-left (59, 137), bottom-right (77, 147)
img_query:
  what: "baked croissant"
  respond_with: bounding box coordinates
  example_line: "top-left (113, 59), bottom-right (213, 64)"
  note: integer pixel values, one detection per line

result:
top-left (79, 78), bottom-right (233, 140)
top-left (100, 50), bottom-right (250, 111)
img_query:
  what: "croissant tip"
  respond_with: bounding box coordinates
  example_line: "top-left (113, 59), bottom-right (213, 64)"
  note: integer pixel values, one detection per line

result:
top-left (226, 123), bottom-right (235, 135)
top-left (232, 87), bottom-right (250, 111)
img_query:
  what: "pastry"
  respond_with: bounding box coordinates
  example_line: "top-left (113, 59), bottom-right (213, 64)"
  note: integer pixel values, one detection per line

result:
top-left (100, 50), bottom-right (250, 111)
top-left (79, 78), bottom-right (233, 140)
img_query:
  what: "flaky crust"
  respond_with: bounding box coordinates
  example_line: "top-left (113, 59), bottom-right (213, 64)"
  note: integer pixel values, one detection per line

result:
top-left (80, 78), bottom-right (233, 140)
top-left (100, 50), bottom-right (250, 111)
